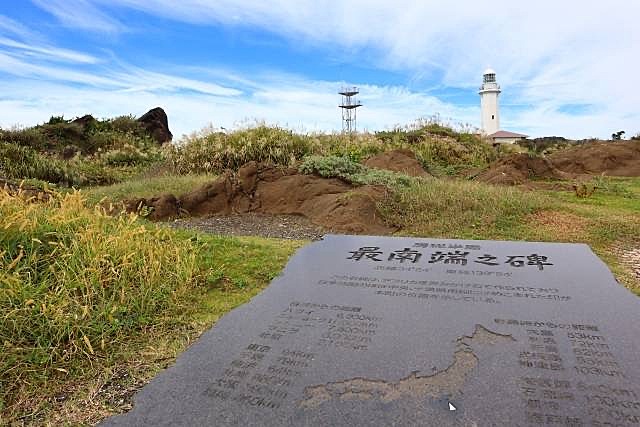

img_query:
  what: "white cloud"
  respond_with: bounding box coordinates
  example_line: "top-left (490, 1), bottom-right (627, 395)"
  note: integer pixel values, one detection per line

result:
top-left (112, 66), bottom-right (243, 97)
top-left (31, 0), bottom-right (125, 33)
top-left (0, 52), bottom-right (122, 87)
top-left (14, 1), bottom-right (640, 137)
top-left (0, 73), bottom-right (477, 139)
top-left (0, 14), bottom-right (39, 41)
top-left (0, 37), bottom-right (99, 64)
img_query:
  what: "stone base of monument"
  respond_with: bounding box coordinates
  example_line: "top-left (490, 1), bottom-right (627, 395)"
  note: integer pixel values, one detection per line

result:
top-left (101, 235), bottom-right (640, 426)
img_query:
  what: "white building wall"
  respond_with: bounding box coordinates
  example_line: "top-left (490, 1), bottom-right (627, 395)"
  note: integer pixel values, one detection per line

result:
top-left (480, 90), bottom-right (500, 135)
top-left (493, 137), bottom-right (522, 145)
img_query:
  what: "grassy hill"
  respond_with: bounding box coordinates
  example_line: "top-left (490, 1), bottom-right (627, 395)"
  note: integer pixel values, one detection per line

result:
top-left (1, 116), bottom-right (639, 424)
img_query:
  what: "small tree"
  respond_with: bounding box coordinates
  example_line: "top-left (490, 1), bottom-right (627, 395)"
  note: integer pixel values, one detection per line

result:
top-left (611, 130), bottom-right (625, 140)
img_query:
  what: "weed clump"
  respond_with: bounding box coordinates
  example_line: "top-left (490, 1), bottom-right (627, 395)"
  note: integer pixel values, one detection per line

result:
top-left (299, 155), bottom-right (413, 188)
top-left (0, 142), bottom-right (74, 184)
top-left (380, 179), bottom-right (546, 237)
top-left (0, 190), bottom-right (198, 411)
top-left (0, 117), bottom-right (162, 187)
top-left (168, 120), bottom-right (497, 176)
top-left (167, 125), bottom-right (312, 174)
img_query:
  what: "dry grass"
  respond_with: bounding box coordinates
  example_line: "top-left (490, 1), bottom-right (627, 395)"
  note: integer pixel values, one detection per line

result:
top-left (381, 178), bottom-right (546, 238)
top-left (0, 190), bottom-right (199, 422)
top-left (0, 189), bottom-right (303, 424)
top-left (526, 210), bottom-right (591, 242)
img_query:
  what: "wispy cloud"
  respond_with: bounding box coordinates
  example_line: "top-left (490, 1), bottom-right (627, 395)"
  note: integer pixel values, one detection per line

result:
top-left (31, 0), bottom-right (125, 33)
top-left (0, 14), bottom-right (40, 40)
top-left (58, 0), bottom-right (638, 138)
top-left (112, 66), bottom-right (243, 97)
top-left (11, 1), bottom-right (640, 137)
top-left (0, 62), bottom-right (477, 138)
top-left (0, 37), bottom-right (99, 64)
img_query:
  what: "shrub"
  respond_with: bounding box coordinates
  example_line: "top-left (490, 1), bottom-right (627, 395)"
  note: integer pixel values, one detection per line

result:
top-left (0, 191), bottom-right (198, 409)
top-left (299, 155), bottom-right (413, 188)
top-left (0, 143), bottom-right (74, 184)
top-left (83, 130), bottom-right (152, 154)
top-left (299, 155), bottom-right (365, 177)
top-left (0, 127), bottom-right (50, 151)
top-left (39, 122), bottom-right (85, 147)
top-left (573, 181), bottom-right (597, 198)
top-left (68, 159), bottom-right (121, 186)
top-left (375, 120), bottom-right (497, 175)
top-left (495, 143), bottom-right (527, 156)
top-left (101, 142), bottom-right (161, 167)
top-left (47, 115), bottom-right (67, 125)
top-left (108, 115), bottom-right (145, 135)
top-left (168, 125), bottom-right (313, 173)
top-left (309, 132), bottom-right (385, 162)
top-left (411, 135), bottom-right (496, 175)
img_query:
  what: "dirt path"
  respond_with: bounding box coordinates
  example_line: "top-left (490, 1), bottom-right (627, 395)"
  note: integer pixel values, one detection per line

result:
top-left (168, 213), bottom-right (326, 240)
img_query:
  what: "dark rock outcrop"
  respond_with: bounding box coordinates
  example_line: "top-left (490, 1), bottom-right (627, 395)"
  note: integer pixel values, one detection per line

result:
top-left (71, 115), bottom-right (96, 129)
top-left (137, 107), bottom-right (173, 144)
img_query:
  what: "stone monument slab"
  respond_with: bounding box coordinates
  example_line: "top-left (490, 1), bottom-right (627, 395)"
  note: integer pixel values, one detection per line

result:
top-left (102, 235), bottom-right (640, 426)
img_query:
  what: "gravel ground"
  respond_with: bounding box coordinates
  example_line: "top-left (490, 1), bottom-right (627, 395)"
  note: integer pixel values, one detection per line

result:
top-left (168, 213), bottom-right (326, 240)
top-left (618, 245), bottom-right (640, 280)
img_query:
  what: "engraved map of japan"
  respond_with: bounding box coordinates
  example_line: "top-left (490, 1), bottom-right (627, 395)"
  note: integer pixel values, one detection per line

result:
top-left (300, 324), bottom-right (516, 409)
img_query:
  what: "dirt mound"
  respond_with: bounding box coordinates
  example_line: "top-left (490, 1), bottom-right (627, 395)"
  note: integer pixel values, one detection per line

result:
top-left (125, 162), bottom-right (395, 235)
top-left (364, 149), bottom-right (431, 177)
top-left (477, 141), bottom-right (640, 185)
top-left (474, 153), bottom-right (571, 185)
top-left (137, 107), bottom-right (172, 144)
top-left (548, 141), bottom-right (640, 176)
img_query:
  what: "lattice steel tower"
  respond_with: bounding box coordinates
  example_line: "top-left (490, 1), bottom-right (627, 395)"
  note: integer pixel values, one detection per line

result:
top-left (339, 87), bottom-right (362, 133)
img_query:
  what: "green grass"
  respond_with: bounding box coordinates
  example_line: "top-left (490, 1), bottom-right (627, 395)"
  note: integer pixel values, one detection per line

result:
top-left (81, 173), bottom-right (217, 205)
top-left (0, 191), bottom-right (197, 419)
top-left (0, 189), bottom-right (303, 424)
top-left (378, 176), bottom-right (639, 293)
top-left (166, 121), bottom-right (496, 176)
top-left (1, 115), bottom-right (163, 189)
top-left (3, 142), bottom-right (639, 424)
top-left (535, 178), bottom-right (640, 293)
top-left (381, 178), bottom-right (547, 238)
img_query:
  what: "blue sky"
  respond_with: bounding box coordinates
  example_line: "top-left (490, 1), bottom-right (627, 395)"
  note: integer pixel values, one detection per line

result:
top-left (0, 1), bottom-right (638, 139)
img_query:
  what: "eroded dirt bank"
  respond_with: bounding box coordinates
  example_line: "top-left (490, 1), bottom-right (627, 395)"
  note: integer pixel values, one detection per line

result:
top-left (125, 161), bottom-right (394, 235)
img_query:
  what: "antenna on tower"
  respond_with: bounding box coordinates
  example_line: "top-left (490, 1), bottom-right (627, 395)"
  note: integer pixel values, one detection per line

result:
top-left (339, 87), bottom-right (362, 134)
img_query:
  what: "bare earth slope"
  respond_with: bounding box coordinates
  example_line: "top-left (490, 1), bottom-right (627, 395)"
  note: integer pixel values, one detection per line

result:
top-left (126, 161), bottom-right (394, 235)
top-left (364, 149), bottom-right (431, 177)
top-left (476, 141), bottom-right (640, 185)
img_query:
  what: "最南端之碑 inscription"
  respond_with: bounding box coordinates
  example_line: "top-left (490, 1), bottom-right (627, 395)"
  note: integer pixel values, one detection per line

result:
top-left (101, 235), bottom-right (640, 426)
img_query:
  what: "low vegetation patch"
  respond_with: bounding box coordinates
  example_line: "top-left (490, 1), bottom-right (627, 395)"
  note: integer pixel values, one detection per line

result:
top-left (0, 115), bottom-right (164, 188)
top-left (167, 120), bottom-right (498, 177)
top-left (167, 125), bottom-right (312, 174)
top-left (299, 155), bottom-right (413, 188)
top-left (375, 120), bottom-right (497, 175)
top-left (0, 190), bottom-right (198, 417)
top-left (381, 179), bottom-right (547, 238)
top-left (0, 187), bottom-right (303, 423)
top-left (82, 173), bottom-right (217, 205)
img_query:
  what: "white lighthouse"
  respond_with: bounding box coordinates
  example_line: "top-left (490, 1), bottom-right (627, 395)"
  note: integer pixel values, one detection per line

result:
top-left (479, 68), bottom-right (501, 135)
